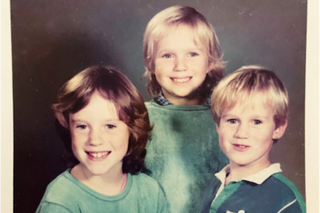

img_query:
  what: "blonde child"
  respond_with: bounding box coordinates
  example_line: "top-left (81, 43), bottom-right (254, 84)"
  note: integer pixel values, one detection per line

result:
top-left (142, 5), bottom-right (228, 213)
top-left (36, 66), bottom-right (168, 213)
top-left (201, 66), bottom-right (306, 213)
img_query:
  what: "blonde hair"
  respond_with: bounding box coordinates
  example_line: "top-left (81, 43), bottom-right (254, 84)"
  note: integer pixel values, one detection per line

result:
top-left (211, 65), bottom-right (289, 129)
top-left (143, 5), bottom-right (226, 97)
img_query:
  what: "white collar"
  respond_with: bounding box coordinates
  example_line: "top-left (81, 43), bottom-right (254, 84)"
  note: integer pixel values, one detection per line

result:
top-left (215, 163), bottom-right (282, 185)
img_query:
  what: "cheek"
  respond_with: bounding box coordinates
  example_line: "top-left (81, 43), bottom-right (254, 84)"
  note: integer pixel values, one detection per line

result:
top-left (154, 65), bottom-right (166, 79)
top-left (71, 132), bottom-right (83, 144)
top-left (154, 60), bottom-right (165, 72)
top-left (195, 58), bottom-right (210, 72)
top-left (71, 138), bottom-right (80, 158)
top-left (114, 131), bottom-right (130, 151)
top-left (218, 134), bottom-right (227, 149)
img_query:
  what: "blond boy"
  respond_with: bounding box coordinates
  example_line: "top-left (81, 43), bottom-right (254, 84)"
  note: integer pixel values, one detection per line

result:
top-left (142, 5), bottom-right (228, 213)
top-left (201, 66), bottom-right (306, 213)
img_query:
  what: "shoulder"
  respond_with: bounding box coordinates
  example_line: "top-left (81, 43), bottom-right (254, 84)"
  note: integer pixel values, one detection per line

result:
top-left (270, 173), bottom-right (306, 210)
top-left (131, 173), bottom-right (162, 189)
top-left (36, 202), bottom-right (73, 213)
top-left (267, 173), bottom-right (304, 198)
top-left (131, 173), bottom-right (165, 197)
top-left (38, 170), bottom-right (84, 210)
top-left (145, 101), bottom-right (164, 111)
top-left (251, 173), bottom-right (306, 212)
top-left (130, 173), bottom-right (169, 210)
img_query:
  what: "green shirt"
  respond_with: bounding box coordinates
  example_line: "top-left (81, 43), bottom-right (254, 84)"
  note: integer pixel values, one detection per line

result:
top-left (36, 169), bottom-right (168, 213)
top-left (201, 163), bottom-right (306, 213)
top-left (145, 101), bottom-right (228, 213)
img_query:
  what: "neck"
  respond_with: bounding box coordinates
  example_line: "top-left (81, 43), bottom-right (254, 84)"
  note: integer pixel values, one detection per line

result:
top-left (164, 94), bottom-right (204, 105)
top-left (71, 164), bottom-right (126, 196)
top-left (226, 161), bottom-right (271, 184)
top-left (170, 98), bottom-right (202, 105)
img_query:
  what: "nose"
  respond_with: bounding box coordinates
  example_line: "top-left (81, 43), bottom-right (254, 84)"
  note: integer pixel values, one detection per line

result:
top-left (89, 128), bottom-right (103, 146)
top-left (173, 55), bottom-right (187, 71)
top-left (234, 123), bottom-right (249, 139)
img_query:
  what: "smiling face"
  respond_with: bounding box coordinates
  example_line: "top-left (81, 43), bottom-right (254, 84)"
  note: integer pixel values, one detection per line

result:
top-left (69, 91), bottom-right (130, 178)
top-left (154, 24), bottom-right (211, 105)
top-left (216, 94), bottom-right (286, 170)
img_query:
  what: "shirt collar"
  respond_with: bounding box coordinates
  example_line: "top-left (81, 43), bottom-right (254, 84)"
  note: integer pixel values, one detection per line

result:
top-left (215, 163), bottom-right (282, 185)
top-left (154, 92), bottom-right (173, 106)
top-left (153, 91), bottom-right (212, 106)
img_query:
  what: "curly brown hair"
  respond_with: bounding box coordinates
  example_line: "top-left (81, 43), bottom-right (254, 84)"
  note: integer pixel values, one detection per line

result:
top-left (52, 66), bottom-right (152, 174)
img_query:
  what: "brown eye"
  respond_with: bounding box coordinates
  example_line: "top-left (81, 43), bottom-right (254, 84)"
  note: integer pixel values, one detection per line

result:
top-left (76, 125), bottom-right (87, 130)
top-left (227, 119), bottom-right (237, 124)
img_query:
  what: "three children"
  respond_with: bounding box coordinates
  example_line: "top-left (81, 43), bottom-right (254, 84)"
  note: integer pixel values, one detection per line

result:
top-left (201, 66), bottom-right (306, 213)
top-left (37, 5), bottom-right (305, 213)
top-left (142, 5), bottom-right (228, 213)
top-left (36, 66), bottom-right (168, 213)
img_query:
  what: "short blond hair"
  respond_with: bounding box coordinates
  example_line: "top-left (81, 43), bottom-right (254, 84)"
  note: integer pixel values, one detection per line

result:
top-left (211, 65), bottom-right (289, 128)
top-left (143, 5), bottom-right (226, 97)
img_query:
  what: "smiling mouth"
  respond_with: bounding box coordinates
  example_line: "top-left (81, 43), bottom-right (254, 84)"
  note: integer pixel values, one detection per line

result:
top-left (86, 151), bottom-right (111, 159)
top-left (171, 77), bottom-right (192, 83)
top-left (233, 144), bottom-right (250, 151)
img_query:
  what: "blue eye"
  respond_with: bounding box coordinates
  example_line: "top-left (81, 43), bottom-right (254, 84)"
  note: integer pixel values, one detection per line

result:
top-left (106, 124), bottom-right (116, 129)
top-left (189, 52), bottom-right (199, 57)
top-left (162, 54), bottom-right (172, 58)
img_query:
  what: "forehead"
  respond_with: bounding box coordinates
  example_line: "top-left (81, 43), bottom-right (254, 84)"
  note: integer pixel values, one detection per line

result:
top-left (71, 92), bottom-right (119, 119)
top-left (157, 24), bottom-right (206, 49)
top-left (222, 93), bottom-right (276, 115)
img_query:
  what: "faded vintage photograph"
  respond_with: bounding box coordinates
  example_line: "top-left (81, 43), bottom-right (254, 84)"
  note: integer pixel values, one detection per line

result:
top-left (4, 0), bottom-right (313, 212)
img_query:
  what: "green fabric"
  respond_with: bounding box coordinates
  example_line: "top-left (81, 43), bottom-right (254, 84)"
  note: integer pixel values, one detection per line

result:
top-left (36, 169), bottom-right (169, 213)
top-left (203, 172), bottom-right (306, 213)
top-left (145, 101), bottom-right (228, 213)
top-left (273, 173), bottom-right (306, 213)
top-left (209, 181), bottom-right (241, 213)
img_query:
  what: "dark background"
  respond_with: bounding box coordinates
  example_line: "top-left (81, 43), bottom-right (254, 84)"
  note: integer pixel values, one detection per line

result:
top-left (11, 0), bottom-right (307, 212)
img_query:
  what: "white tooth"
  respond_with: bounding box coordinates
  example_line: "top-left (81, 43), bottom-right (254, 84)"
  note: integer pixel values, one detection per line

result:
top-left (97, 153), bottom-right (102, 158)
top-left (174, 78), bottom-right (189, 83)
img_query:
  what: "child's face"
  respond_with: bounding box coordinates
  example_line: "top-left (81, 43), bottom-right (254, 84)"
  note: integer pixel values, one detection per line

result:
top-left (154, 24), bottom-right (210, 105)
top-left (69, 91), bottom-right (129, 178)
top-left (216, 94), bottom-right (286, 170)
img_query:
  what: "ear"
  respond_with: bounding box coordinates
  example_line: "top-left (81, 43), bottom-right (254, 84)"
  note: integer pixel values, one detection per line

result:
top-left (215, 123), bottom-right (220, 134)
top-left (272, 121), bottom-right (288, 140)
top-left (207, 62), bottom-right (215, 73)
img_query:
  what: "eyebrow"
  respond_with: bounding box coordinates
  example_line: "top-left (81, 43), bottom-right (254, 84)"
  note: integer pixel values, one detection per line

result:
top-left (221, 114), bottom-right (269, 120)
top-left (157, 45), bottom-right (205, 52)
top-left (70, 118), bottom-right (121, 123)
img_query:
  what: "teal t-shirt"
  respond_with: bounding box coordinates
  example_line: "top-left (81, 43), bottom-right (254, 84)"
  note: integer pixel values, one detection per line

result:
top-left (145, 101), bottom-right (228, 213)
top-left (36, 169), bottom-right (169, 213)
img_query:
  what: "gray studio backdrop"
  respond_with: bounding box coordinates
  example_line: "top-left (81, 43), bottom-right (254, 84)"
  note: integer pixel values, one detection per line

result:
top-left (11, 0), bottom-right (306, 212)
